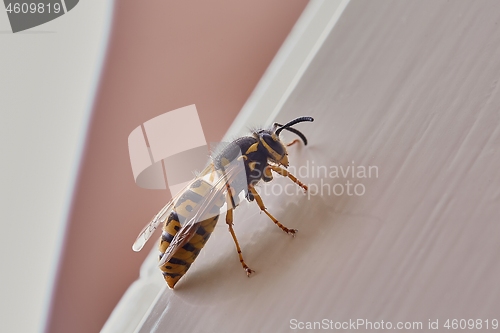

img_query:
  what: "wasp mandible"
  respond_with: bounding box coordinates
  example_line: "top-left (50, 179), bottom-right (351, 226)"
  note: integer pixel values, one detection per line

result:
top-left (133, 116), bottom-right (314, 288)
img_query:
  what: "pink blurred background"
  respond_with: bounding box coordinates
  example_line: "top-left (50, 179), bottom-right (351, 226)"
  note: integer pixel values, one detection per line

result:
top-left (45, 1), bottom-right (308, 332)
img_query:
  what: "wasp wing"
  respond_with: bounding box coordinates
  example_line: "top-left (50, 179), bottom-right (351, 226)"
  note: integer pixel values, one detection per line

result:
top-left (158, 157), bottom-right (246, 267)
top-left (132, 164), bottom-right (215, 252)
top-left (132, 199), bottom-right (176, 252)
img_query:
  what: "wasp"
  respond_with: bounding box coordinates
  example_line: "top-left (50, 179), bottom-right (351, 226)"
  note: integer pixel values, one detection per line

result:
top-left (132, 116), bottom-right (314, 288)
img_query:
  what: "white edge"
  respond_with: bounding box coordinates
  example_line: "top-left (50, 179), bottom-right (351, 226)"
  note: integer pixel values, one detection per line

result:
top-left (41, 1), bottom-right (116, 332)
top-left (224, 0), bottom-right (350, 139)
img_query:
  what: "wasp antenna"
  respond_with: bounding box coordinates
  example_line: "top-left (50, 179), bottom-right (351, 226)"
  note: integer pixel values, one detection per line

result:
top-left (275, 116), bottom-right (314, 135)
top-left (275, 116), bottom-right (314, 145)
top-left (277, 126), bottom-right (309, 145)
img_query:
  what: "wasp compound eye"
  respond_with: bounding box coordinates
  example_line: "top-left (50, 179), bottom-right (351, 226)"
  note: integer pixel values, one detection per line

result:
top-left (262, 133), bottom-right (284, 156)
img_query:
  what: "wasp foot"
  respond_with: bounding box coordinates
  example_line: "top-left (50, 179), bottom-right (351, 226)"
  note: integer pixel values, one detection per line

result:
top-left (285, 228), bottom-right (298, 237)
top-left (245, 267), bottom-right (255, 277)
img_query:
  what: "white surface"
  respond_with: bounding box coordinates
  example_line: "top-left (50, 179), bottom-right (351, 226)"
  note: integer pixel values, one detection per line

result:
top-left (106, 0), bottom-right (500, 332)
top-left (227, 0), bottom-right (348, 137)
top-left (0, 2), bottom-right (113, 333)
top-left (102, 1), bottom-right (346, 332)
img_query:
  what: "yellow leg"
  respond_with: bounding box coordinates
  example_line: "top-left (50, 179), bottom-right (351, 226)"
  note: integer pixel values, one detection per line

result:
top-left (286, 139), bottom-right (300, 147)
top-left (269, 165), bottom-right (308, 191)
top-left (225, 191), bottom-right (254, 276)
top-left (248, 186), bottom-right (298, 236)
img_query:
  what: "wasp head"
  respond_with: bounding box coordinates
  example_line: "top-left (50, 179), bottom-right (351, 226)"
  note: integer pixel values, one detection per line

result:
top-left (257, 116), bottom-right (314, 167)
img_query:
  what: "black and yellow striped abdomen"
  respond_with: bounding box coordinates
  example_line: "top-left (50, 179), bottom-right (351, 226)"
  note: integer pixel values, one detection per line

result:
top-left (158, 179), bottom-right (225, 288)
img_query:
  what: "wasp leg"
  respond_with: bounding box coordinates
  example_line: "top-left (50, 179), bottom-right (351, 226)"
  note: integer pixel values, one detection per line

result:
top-left (248, 186), bottom-right (298, 236)
top-left (269, 165), bottom-right (308, 191)
top-left (262, 166), bottom-right (273, 182)
top-left (225, 190), bottom-right (254, 277)
top-left (286, 139), bottom-right (300, 147)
